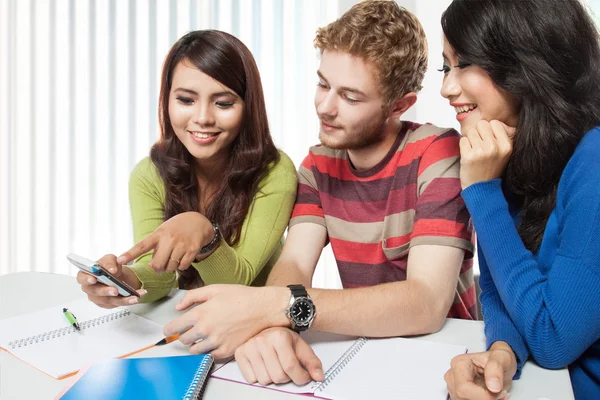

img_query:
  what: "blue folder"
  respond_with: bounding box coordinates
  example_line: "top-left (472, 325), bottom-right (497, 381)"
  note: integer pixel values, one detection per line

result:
top-left (60, 354), bottom-right (214, 400)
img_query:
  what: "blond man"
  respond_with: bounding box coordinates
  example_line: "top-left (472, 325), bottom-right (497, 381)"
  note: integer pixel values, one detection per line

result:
top-left (160, 0), bottom-right (475, 385)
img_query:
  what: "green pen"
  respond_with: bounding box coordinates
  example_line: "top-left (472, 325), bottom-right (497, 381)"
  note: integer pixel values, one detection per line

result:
top-left (63, 308), bottom-right (81, 331)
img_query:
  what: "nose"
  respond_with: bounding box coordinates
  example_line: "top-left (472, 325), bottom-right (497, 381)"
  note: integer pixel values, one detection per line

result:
top-left (315, 89), bottom-right (337, 120)
top-left (440, 71), bottom-right (460, 100)
top-left (193, 103), bottom-right (215, 126)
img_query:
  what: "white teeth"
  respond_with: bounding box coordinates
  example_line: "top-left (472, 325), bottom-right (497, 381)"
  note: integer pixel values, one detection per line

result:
top-left (191, 132), bottom-right (218, 139)
top-left (454, 104), bottom-right (477, 114)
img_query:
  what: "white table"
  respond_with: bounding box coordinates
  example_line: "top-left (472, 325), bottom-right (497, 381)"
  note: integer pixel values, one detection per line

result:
top-left (0, 272), bottom-right (574, 400)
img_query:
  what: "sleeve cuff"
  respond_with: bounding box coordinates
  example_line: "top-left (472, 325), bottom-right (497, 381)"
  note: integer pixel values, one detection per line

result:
top-left (485, 327), bottom-right (529, 379)
top-left (194, 238), bottom-right (253, 285)
top-left (125, 263), bottom-right (177, 303)
top-left (461, 179), bottom-right (506, 216)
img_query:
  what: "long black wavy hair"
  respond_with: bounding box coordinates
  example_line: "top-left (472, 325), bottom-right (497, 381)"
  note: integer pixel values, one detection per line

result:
top-left (442, 0), bottom-right (600, 252)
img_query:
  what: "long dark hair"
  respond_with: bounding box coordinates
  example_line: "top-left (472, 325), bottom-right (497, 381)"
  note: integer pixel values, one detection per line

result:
top-left (442, 0), bottom-right (600, 252)
top-left (151, 30), bottom-right (279, 287)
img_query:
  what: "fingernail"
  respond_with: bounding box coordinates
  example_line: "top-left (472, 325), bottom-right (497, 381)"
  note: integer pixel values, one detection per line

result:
top-left (487, 378), bottom-right (502, 392)
top-left (87, 277), bottom-right (95, 284)
top-left (139, 290), bottom-right (147, 296)
top-left (111, 289), bottom-right (118, 296)
top-left (128, 297), bottom-right (139, 304)
top-left (117, 256), bottom-right (125, 264)
top-left (315, 368), bottom-right (323, 379)
top-left (498, 391), bottom-right (510, 400)
top-left (109, 267), bottom-right (117, 273)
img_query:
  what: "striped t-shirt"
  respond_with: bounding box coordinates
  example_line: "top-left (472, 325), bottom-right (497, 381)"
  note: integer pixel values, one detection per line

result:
top-left (290, 122), bottom-right (476, 320)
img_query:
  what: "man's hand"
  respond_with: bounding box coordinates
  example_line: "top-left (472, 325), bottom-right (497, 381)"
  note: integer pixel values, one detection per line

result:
top-left (445, 342), bottom-right (517, 400)
top-left (459, 120), bottom-right (515, 189)
top-left (163, 285), bottom-right (289, 359)
top-left (235, 327), bottom-right (324, 386)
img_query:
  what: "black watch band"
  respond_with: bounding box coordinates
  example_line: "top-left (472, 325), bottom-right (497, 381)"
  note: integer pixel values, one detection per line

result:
top-left (288, 284), bottom-right (308, 298)
top-left (199, 221), bottom-right (220, 254)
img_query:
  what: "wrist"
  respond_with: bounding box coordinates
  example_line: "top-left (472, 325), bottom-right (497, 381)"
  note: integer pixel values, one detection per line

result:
top-left (265, 286), bottom-right (293, 329)
top-left (121, 266), bottom-right (142, 290)
top-left (490, 341), bottom-right (517, 365)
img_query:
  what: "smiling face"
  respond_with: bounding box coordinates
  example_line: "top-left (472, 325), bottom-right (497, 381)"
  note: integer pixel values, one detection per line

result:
top-left (168, 59), bottom-right (244, 167)
top-left (314, 50), bottom-right (389, 150)
top-left (440, 37), bottom-right (518, 134)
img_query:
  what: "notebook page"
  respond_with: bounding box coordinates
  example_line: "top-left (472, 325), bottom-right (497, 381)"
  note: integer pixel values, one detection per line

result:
top-left (212, 330), bottom-right (358, 394)
top-left (0, 299), bottom-right (164, 378)
top-left (0, 299), bottom-right (115, 345)
top-left (317, 337), bottom-right (466, 400)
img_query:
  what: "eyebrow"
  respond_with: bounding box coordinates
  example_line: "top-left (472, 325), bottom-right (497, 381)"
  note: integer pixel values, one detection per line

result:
top-left (317, 70), bottom-right (367, 97)
top-left (173, 87), bottom-right (237, 99)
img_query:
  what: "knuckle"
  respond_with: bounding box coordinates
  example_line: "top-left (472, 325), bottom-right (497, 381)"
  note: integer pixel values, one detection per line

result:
top-left (281, 359), bottom-right (297, 374)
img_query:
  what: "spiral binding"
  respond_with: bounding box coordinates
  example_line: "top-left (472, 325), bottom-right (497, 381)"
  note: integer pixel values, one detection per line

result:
top-left (183, 354), bottom-right (214, 400)
top-left (311, 337), bottom-right (369, 392)
top-left (6, 309), bottom-right (131, 350)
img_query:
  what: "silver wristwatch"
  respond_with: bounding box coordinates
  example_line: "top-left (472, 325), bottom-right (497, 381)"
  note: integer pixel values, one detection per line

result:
top-left (285, 284), bottom-right (316, 332)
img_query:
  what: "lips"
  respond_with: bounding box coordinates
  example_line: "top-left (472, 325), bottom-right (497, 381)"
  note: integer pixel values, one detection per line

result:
top-left (321, 121), bottom-right (341, 132)
top-left (188, 130), bottom-right (220, 144)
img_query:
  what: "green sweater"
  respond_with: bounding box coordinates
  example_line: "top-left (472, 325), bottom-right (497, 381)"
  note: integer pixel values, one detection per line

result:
top-left (125, 150), bottom-right (298, 303)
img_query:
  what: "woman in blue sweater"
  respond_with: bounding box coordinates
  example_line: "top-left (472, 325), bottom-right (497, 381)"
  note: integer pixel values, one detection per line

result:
top-left (439, 1), bottom-right (600, 399)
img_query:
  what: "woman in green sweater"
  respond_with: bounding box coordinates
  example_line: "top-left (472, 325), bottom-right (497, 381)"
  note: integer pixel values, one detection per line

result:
top-left (77, 30), bottom-right (297, 306)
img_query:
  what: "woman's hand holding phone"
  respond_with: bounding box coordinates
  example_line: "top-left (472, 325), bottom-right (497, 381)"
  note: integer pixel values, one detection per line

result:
top-left (76, 254), bottom-right (147, 309)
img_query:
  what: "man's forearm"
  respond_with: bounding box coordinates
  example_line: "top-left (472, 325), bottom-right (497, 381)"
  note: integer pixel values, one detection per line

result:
top-left (306, 281), bottom-right (450, 337)
top-left (266, 260), bottom-right (313, 287)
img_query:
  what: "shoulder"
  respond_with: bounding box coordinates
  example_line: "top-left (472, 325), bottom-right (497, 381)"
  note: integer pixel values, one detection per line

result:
top-left (572, 127), bottom-right (600, 164)
top-left (298, 144), bottom-right (346, 172)
top-left (405, 121), bottom-right (459, 145)
top-left (129, 157), bottom-right (164, 191)
top-left (560, 127), bottom-right (600, 192)
top-left (258, 150), bottom-right (298, 191)
top-left (271, 150), bottom-right (297, 175)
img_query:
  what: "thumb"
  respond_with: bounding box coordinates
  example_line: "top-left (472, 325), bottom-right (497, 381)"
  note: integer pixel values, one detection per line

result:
top-left (295, 337), bottom-right (323, 381)
top-left (484, 355), bottom-right (505, 393)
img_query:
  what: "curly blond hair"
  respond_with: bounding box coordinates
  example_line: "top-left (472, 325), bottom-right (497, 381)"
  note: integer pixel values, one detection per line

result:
top-left (314, 0), bottom-right (427, 106)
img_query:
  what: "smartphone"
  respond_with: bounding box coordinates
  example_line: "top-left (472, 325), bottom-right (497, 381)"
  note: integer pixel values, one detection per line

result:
top-left (66, 253), bottom-right (140, 298)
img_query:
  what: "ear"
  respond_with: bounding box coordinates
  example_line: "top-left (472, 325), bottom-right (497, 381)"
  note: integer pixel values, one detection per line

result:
top-left (388, 92), bottom-right (417, 119)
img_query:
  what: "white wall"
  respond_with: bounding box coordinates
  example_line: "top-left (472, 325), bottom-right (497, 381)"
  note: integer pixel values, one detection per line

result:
top-left (0, 0), bottom-right (467, 284)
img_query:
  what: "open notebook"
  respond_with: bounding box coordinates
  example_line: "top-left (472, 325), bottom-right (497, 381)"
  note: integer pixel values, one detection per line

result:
top-left (213, 331), bottom-right (467, 399)
top-left (0, 298), bottom-right (165, 379)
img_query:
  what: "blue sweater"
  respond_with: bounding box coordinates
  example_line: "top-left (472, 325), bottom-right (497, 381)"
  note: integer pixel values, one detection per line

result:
top-left (462, 127), bottom-right (600, 400)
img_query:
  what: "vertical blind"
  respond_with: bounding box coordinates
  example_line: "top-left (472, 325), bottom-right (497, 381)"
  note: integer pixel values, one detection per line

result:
top-left (0, 0), bottom-right (344, 288)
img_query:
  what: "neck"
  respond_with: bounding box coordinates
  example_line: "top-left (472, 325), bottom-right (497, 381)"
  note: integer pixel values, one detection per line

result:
top-left (195, 156), bottom-right (227, 190)
top-left (347, 120), bottom-right (402, 171)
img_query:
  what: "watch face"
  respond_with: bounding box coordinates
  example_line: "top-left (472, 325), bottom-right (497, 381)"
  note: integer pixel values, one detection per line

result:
top-left (291, 298), bottom-right (314, 325)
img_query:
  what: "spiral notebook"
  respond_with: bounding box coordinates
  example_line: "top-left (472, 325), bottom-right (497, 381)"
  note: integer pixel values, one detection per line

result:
top-left (213, 331), bottom-right (467, 399)
top-left (57, 354), bottom-right (214, 400)
top-left (0, 298), bottom-right (165, 379)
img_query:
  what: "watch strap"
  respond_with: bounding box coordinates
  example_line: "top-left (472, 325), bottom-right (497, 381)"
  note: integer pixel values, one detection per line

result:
top-left (198, 221), bottom-right (220, 255)
top-left (288, 284), bottom-right (308, 298)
